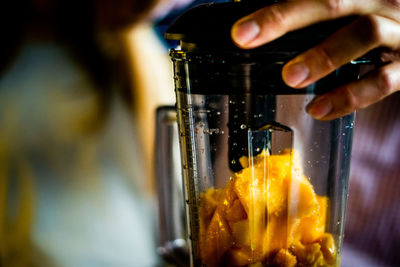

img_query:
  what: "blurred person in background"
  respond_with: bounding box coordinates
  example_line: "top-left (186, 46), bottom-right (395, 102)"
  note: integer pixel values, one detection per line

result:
top-left (0, 0), bottom-right (191, 266)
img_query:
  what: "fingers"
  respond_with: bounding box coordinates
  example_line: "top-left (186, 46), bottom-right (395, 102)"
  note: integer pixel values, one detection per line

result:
top-left (306, 61), bottom-right (400, 120)
top-left (230, 0), bottom-right (400, 121)
top-left (282, 15), bottom-right (400, 88)
top-left (231, 0), bottom-right (376, 48)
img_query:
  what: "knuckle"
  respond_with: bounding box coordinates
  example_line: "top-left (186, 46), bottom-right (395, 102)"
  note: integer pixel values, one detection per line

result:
top-left (324, 0), bottom-right (344, 16)
top-left (313, 46), bottom-right (336, 71)
top-left (376, 68), bottom-right (395, 96)
top-left (340, 86), bottom-right (359, 112)
top-left (260, 5), bottom-right (287, 28)
top-left (359, 15), bottom-right (385, 45)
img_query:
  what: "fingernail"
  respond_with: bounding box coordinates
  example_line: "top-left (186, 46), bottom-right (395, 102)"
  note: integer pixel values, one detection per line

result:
top-left (282, 62), bottom-right (309, 87)
top-left (307, 97), bottom-right (332, 119)
top-left (232, 19), bottom-right (260, 45)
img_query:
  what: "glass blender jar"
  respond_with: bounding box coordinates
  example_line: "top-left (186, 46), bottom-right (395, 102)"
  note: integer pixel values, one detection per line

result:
top-left (157, 1), bottom-right (372, 266)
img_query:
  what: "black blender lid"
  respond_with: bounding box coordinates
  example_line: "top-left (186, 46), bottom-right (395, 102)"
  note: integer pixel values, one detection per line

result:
top-left (165, 1), bottom-right (356, 52)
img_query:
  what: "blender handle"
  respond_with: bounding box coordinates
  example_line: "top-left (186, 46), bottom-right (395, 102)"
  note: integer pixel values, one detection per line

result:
top-left (155, 106), bottom-right (189, 267)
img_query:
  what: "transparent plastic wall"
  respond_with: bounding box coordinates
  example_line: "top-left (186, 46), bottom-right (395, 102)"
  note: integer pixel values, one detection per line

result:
top-left (175, 91), bottom-right (354, 267)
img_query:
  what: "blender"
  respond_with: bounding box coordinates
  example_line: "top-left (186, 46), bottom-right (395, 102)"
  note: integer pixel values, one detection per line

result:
top-left (156, 0), bottom-right (373, 266)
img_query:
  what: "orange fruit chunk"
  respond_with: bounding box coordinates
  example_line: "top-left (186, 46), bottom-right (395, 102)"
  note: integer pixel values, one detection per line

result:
top-left (198, 149), bottom-right (337, 266)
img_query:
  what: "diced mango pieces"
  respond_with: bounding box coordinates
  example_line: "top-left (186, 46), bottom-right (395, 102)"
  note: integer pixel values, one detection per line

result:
top-left (263, 213), bottom-right (292, 256)
top-left (319, 233), bottom-right (336, 265)
top-left (198, 149), bottom-right (337, 266)
top-left (228, 248), bottom-right (252, 266)
top-left (239, 155), bottom-right (249, 169)
top-left (272, 249), bottom-right (297, 267)
top-left (200, 209), bottom-right (233, 266)
top-left (288, 174), bottom-right (319, 220)
top-left (233, 154), bottom-right (288, 217)
top-left (290, 241), bottom-right (325, 266)
top-left (225, 198), bottom-right (247, 223)
top-left (200, 188), bottom-right (222, 221)
top-left (249, 262), bottom-right (264, 267)
top-left (295, 196), bottom-right (327, 244)
top-left (218, 180), bottom-right (241, 218)
top-left (227, 247), bottom-right (264, 267)
top-left (231, 220), bottom-right (250, 248)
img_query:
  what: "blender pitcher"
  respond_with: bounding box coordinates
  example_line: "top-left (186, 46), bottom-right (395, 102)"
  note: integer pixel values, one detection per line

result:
top-left (156, 1), bottom-right (373, 266)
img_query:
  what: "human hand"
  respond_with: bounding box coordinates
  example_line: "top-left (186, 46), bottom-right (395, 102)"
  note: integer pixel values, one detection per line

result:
top-left (231, 0), bottom-right (400, 120)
